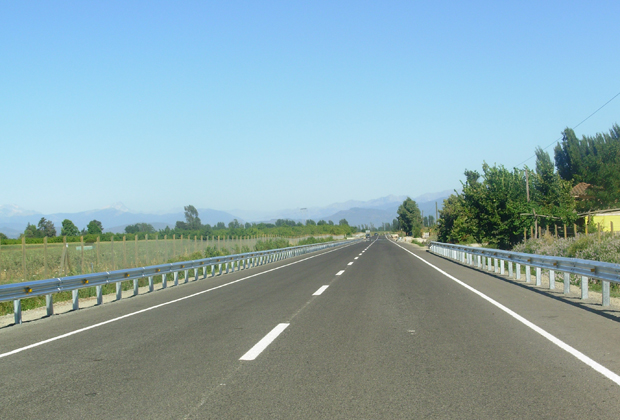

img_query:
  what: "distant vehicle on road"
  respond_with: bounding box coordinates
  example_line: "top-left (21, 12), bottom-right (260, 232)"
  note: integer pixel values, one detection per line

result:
top-left (365, 234), bottom-right (371, 239)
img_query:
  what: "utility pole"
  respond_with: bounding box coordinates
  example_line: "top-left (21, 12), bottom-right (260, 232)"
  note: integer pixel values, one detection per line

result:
top-left (526, 169), bottom-right (530, 202)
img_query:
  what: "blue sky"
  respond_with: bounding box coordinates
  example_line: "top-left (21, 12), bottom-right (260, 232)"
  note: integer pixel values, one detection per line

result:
top-left (1, 1), bottom-right (619, 214)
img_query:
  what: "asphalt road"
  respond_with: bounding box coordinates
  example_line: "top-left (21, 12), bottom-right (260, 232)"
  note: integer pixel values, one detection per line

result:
top-left (1, 237), bottom-right (620, 419)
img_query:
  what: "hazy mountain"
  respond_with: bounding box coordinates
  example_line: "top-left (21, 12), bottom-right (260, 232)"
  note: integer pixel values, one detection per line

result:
top-left (0, 204), bottom-right (240, 238)
top-left (0, 190), bottom-right (457, 238)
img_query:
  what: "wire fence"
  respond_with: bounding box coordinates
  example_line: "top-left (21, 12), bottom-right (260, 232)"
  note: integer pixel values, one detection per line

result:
top-left (0, 234), bottom-right (324, 285)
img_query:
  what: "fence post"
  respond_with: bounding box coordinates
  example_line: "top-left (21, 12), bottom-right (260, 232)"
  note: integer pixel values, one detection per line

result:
top-left (134, 235), bottom-right (138, 266)
top-left (564, 224), bottom-right (567, 239)
top-left (80, 236), bottom-right (85, 274)
top-left (22, 236), bottom-right (26, 281)
top-left (44, 236), bottom-right (48, 279)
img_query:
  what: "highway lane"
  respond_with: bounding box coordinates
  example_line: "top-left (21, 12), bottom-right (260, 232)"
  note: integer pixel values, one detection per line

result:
top-left (2, 237), bottom-right (620, 419)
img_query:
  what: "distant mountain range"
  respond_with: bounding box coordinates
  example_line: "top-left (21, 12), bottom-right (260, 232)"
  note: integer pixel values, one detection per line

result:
top-left (0, 190), bottom-right (456, 238)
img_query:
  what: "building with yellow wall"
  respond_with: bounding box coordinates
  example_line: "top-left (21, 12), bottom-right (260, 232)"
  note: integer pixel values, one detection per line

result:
top-left (591, 212), bottom-right (620, 232)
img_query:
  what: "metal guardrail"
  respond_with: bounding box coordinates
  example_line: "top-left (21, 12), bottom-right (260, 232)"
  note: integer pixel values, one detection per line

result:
top-left (3, 239), bottom-right (362, 325)
top-left (430, 241), bottom-right (620, 307)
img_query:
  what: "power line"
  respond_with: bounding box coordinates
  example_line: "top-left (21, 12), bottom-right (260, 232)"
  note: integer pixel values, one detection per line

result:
top-left (514, 90), bottom-right (620, 168)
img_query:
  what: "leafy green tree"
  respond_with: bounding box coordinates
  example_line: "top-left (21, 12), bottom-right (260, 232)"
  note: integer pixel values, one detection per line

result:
top-left (317, 220), bottom-right (327, 225)
top-left (61, 219), bottom-right (80, 236)
top-left (0, 232), bottom-right (7, 240)
top-left (397, 197), bottom-right (422, 236)
top-left (554, 124), bottom-right (620, 210)
top-left (184, 205), bottom-right (201, 230)
top-left (23, 223), bottom-right (40, 238)
top-left (87, 220), bottom-right (103, 235)
top-left (125, 223), bottom-right (155, 234)
top-left (215, 222), bottom-right (226, 229)
top-left (338, 219), bottom-right (349, 226)
top-left (37, 217), bottom-right (56, 237)
top-left (306, 219), bottom-right (316, 226)
top-left (228, 219), bottom-right (241, 229)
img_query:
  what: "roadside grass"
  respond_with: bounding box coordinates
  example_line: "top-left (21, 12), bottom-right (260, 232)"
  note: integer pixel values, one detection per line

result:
top-left (0, 238), bottom-right (341, 317)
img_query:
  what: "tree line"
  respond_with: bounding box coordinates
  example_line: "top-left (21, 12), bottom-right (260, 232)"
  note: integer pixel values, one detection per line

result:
top-left (436, 123), bottom-right (619, 249)
top-left (5, 204), bottom-right (359, 244)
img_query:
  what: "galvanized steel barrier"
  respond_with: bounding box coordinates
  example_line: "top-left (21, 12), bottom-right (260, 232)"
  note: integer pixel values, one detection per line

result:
top-left (430, 241), bottom-right (620, 307)
top-left (3, 239), bottom-right (361, 325)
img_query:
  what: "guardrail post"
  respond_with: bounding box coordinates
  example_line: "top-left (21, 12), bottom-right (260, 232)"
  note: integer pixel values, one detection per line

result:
top-left (148, 276), bottom-right (154, 292)
top-left (525, 266), bottom-right (531, 283)
top-left (218, 263), bottom-right (222, 275)
top-left (494, 258), bottom-right (499, 273)
top-left (500, 260), bottom-right (505, 275)
top-left (563, 272), bottom-right (570, 294)
top-left (602, 281), bottom-right (610, 307)
top-left (536, 267), bottom-right (542, 286)
top-left (508, 261), bottom-right (513, 278)
top-left (194, 268), bottom-right (199, 281)
top-left (72, 290), bottom-right (79, 310)
top-left (133, 278), bottom-right (139, 296)
top-left (211, 264), bottom-right (215, 277)
top-left (14, 299), bottom-right (22, 324)
top-left (226, 262), bottom-right (230, 274)
top-left (549, 270), bottom-right (555, 289)
top-left (581, 276), bottom-right (588, 299)
top-left (184, 269), bottom-right (189, 283)
top-left (516, 263), bottom-right (521, 280)
top-left (477, 255), bottom-right (481, 268)
top-left (116, 282), bottom-right (122, 300)
top-left (162, 273), bottom-right (167, 289)
top-left (46, 294), bottom-right (53, 316)
top-left (96, 285), bottom-right (103, 304)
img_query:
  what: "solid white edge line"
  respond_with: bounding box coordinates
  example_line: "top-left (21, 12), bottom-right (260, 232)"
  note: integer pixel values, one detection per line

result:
top-left (390, 241), bottom-right (620, 387)
top-left (336, 270), bottom-right (345, 276)
top-left (0, 242), bottom-right (361, 360)
top-left (313, 285), bottom-right (329, 296)
top-left (239, 323), bottom-right (289, 361)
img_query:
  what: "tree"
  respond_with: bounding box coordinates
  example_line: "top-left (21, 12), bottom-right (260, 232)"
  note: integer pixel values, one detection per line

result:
top-left (61, 219), bottom-right (80, 236)
top-left (184, 205), bottom-right (201, 230)
top-left (228, 219), bottom-right (241, 229)
top-left (397, 197), bottom-right (422, 236)
top-left (338, 219), bottom-right (349, 226)
top-left (306, 219), bottom-right (316, 226)
top-left (23, 223), bottom-right (39, 238)
top-left (125, 223), bottom-right (155, 234)
top-left (0, 232), bottom-right (6, 240)
top-left (215, 222), bottom-right (226, 229)
top-left (87, 220), bottom-right (103, 235)
top-left (317, 220), bottom-right (327, 225)
top-left (37, 217), bottom-right (56, 237)
top-left (554, 124), bottom-right (620, 210)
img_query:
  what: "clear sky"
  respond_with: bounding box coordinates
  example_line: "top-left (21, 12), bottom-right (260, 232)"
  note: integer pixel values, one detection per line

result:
top-left (2, 1), bottom-right (619, 214)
